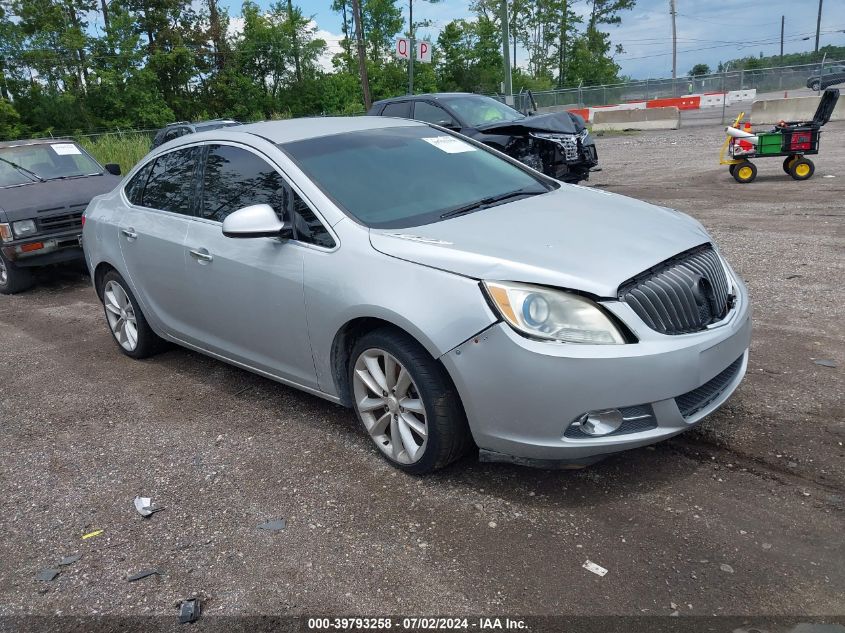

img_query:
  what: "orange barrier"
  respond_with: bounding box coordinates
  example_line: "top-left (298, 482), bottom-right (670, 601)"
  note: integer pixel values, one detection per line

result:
top-left (568, 108), bottom-right (590, 122)
top-left (646, 96), bottom-right (701, 110)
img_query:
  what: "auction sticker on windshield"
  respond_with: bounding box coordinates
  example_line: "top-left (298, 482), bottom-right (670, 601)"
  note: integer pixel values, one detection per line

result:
top-left (422, 136), bottom-right (476, 154)
top-left (51, 143), bottom-right (82, 155)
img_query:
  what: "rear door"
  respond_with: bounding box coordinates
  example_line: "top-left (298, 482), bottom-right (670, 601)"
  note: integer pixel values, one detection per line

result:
top-left (182, 143), bottom-right (325, 387)
top-left (118, 146), bottom-right (199, 338)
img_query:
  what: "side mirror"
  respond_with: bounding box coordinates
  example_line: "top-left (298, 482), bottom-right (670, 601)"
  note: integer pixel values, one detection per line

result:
top-left (105, 163), bottom-right (121, 176)
top-left (437, 120), bottom-right (460, 131)
top-left (222, 204), bottom-right (289, 239)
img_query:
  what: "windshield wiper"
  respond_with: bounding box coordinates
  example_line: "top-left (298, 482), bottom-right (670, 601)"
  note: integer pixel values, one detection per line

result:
top-left (439, 188), bottom-right (544, 219)
top-left (0, 156), bottom-right (45, 182)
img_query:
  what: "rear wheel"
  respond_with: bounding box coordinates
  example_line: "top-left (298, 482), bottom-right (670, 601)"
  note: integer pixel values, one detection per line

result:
top-left (349, 328), bottom-right (471, 474)
top-left (783, 155), bottom-right (798, 173)
top-left (732, 160), bottom-right (757, 184)
top-left (101, 270), bottom-right (163, 359)
top-left (0, 251), bottom-right (34, 295)
top-left (789, 157), bottom-right (814, 181)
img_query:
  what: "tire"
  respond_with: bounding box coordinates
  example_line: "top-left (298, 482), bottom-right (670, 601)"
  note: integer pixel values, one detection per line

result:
top-left (100, 270), bottom-right (163, 359)
top-left (0, 251), bottom-right (34, 295)
top-left (728, 164), bottom-right (736, 176)
top-left (810, 81), bottom-right (821, 91)
top-left (348, 328), bottom-right (471, 474)
top-left (732, 160), bottom-right (757, 184)
top-left (789, 157), bottom-right (814, 181)
top-left (783, 155), bottom-right (797, 174)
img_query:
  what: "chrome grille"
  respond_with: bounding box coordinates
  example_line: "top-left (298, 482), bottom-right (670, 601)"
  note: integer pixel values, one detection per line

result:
top-left (676, 355), bottom-right (744, 418)
top-left (618, 244), bottom-right (732, 335)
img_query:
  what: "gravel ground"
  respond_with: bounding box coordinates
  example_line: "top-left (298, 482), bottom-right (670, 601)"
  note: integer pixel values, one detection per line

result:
top-left (0, 122), bottom-right (843, 624)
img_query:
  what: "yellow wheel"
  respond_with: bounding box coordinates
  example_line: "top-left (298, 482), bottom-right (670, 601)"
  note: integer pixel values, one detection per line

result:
top-left (783, 155), bottom-right (797, 173)
top-left (732, 161), bottom-right (757, 183)
top-left (789, 158), bottom-right (814, 181)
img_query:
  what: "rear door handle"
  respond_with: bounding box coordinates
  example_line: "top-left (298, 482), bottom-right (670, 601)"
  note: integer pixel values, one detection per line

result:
top-left (189, 248), bottom-right (213, 263)
top-left (121, 228), bottom-right (138, 240)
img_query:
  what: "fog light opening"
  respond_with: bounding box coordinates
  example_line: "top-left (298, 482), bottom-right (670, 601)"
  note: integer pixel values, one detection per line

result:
top-left (573, 409), bottom-right (624, 437)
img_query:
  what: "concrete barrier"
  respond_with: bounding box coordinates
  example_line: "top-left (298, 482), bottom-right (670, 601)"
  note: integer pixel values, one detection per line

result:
top-left (591, 106), bottom-right (680, 131)
top-left (751, 95), bottom-right (845, 124)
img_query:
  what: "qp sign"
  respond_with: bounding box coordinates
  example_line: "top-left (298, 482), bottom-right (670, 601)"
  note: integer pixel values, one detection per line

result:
top-left (416, 40), bottom-right (432, 63)
top-left (395, 37), bottom-right (410, 60)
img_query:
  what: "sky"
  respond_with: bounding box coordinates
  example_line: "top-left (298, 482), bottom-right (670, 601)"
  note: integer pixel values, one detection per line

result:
top-left (221, 0), bottom-right (845, 79)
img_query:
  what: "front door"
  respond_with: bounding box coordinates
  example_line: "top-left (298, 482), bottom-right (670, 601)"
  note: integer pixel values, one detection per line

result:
top-left (181, 143), bottom-right (318, 388)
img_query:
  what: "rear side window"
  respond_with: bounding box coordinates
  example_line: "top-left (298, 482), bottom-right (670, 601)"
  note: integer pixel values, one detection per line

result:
top-left (124, 161), bottom-right (154, 206)
top-left (200, 145), bottom-right (287, 222)
top-left (381, 102), bottom-right (412, 118)
top-left (142, 147), bottom-right (198, 215)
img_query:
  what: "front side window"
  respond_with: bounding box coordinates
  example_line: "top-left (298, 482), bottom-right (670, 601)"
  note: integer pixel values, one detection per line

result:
top-left (282, 126), bottom-right (552, 229)
top-left (200, 145), bottom-right (287, 222)
top-left (142, 147), bottom-right (198, 215)
top-left (413, 101), bottom-right (456, 127)
top-left (441, 95), bottom-right (525, 128)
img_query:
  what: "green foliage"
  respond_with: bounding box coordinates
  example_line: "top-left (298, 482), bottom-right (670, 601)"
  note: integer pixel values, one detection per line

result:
top-left (78, 133), bottom-right (153, 173)
top-left (719, 45), bottom-right (845, 71)
top-left (689, 63), bottom-right (711, 76)
top-left (1, 0), bottom-right (635, 139)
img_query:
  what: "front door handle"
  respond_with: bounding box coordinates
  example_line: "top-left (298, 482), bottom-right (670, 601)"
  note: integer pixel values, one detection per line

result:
top-left (121, 227), bottom-right (138, 240)
top-left (189, 248), bottom-right (213, 263)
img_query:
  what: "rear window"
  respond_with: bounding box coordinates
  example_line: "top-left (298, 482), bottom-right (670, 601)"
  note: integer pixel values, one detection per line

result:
top-left (281, 126), bottom-right (551, 229)
top-left (381, 102), bottom-right (412, 118)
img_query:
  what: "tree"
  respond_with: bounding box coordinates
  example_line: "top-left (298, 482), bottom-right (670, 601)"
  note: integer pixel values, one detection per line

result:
top-left (688, 63), bottom-right (710, 76)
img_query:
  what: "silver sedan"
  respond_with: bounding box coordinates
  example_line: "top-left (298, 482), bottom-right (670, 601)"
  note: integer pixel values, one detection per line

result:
top-left (82, 117), bottom-right (751, 473)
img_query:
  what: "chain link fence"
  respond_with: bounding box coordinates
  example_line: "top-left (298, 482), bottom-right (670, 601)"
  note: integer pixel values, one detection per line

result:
top-left (507, 59), bottom-right (843, 112)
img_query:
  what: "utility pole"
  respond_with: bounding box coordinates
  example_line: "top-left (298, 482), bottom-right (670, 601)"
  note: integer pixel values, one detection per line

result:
top-left (501, 0), bottom-right (513, 105)
top-left (669, 0), bottom-right (677, 95)
top-left (780, 15), bottom-right (784, 61)
top-left (408, 0), bottom-right (414, 94)
top-left (350, 0), bottom-right (371, 110)
top-left (814, 0), bottom-right (823, 52)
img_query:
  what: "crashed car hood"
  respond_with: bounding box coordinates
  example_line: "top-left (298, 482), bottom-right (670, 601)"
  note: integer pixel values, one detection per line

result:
top-left (475, 112), bottom-right (583, 135)
top-left (369, 185), bottom-right (712, 297)
top-left (0, 174), bottom-right (121, 222)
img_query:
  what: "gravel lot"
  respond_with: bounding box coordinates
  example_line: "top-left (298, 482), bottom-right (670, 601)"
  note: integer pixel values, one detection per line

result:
top-left (1, 121), bottom-right (843, 624)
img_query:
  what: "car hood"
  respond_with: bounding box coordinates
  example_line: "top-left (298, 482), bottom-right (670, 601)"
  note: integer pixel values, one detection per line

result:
top-left (476, 111), bottom-right (583, 135)
top-left (0, 174), bottom-right (121, 222)
top-left (369, 185), bottom-right (712, 297)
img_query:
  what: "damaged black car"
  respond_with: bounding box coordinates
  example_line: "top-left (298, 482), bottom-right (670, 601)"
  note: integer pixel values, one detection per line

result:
top-left (367, 93), bottom-right (598, 183)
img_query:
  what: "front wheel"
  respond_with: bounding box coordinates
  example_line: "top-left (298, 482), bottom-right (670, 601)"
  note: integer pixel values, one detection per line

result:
top-left (0, 251), bottom-right (34, 295)
top-left (101, 270), bottom-right (164, 359)
top-left (810, 81), bottom-right (821, 91)
top-left (783, 155), bottom-right (797, 173)
top-left (732, 160), bottom-right (757, 183)
top-left (349, 328), bottom-right (471, 474)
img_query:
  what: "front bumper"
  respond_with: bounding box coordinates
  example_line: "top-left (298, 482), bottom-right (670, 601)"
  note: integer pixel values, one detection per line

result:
top-left (1, 231), bottom-right (84, 267)
top-left (441, 278), bottom-right (751, 462)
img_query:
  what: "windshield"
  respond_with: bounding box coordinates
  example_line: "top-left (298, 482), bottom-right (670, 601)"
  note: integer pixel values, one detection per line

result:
top-left (281, 126), bottom-right (551, 229)
top-left (0, 142), bottom-right (102, 187)
top-left (441, 95), bottom-right (526, 128)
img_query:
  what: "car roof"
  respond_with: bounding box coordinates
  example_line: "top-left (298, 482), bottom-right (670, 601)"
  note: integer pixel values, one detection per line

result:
top-left (235, 116), bottom-right (424, 144)
top-left (0, 138), bottom-right (78, 149)
top-left (372, 92), bottom-right (487, 106)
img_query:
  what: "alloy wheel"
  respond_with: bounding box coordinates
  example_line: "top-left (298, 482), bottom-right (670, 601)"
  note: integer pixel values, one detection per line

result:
top-left (0, 257), bottom-right (7, 286)
top-left (103, 280), bottom-right (139, 351)
top-left (352, 348), bottom-right (429, 464)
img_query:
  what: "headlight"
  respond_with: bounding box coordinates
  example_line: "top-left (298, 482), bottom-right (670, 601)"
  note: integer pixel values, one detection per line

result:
top-left (0, 223), bottom-right (12, 242)
top-left (12, 219), bottom-right (37, 238)
top-left (484, 281), bottom-right (627, 344)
